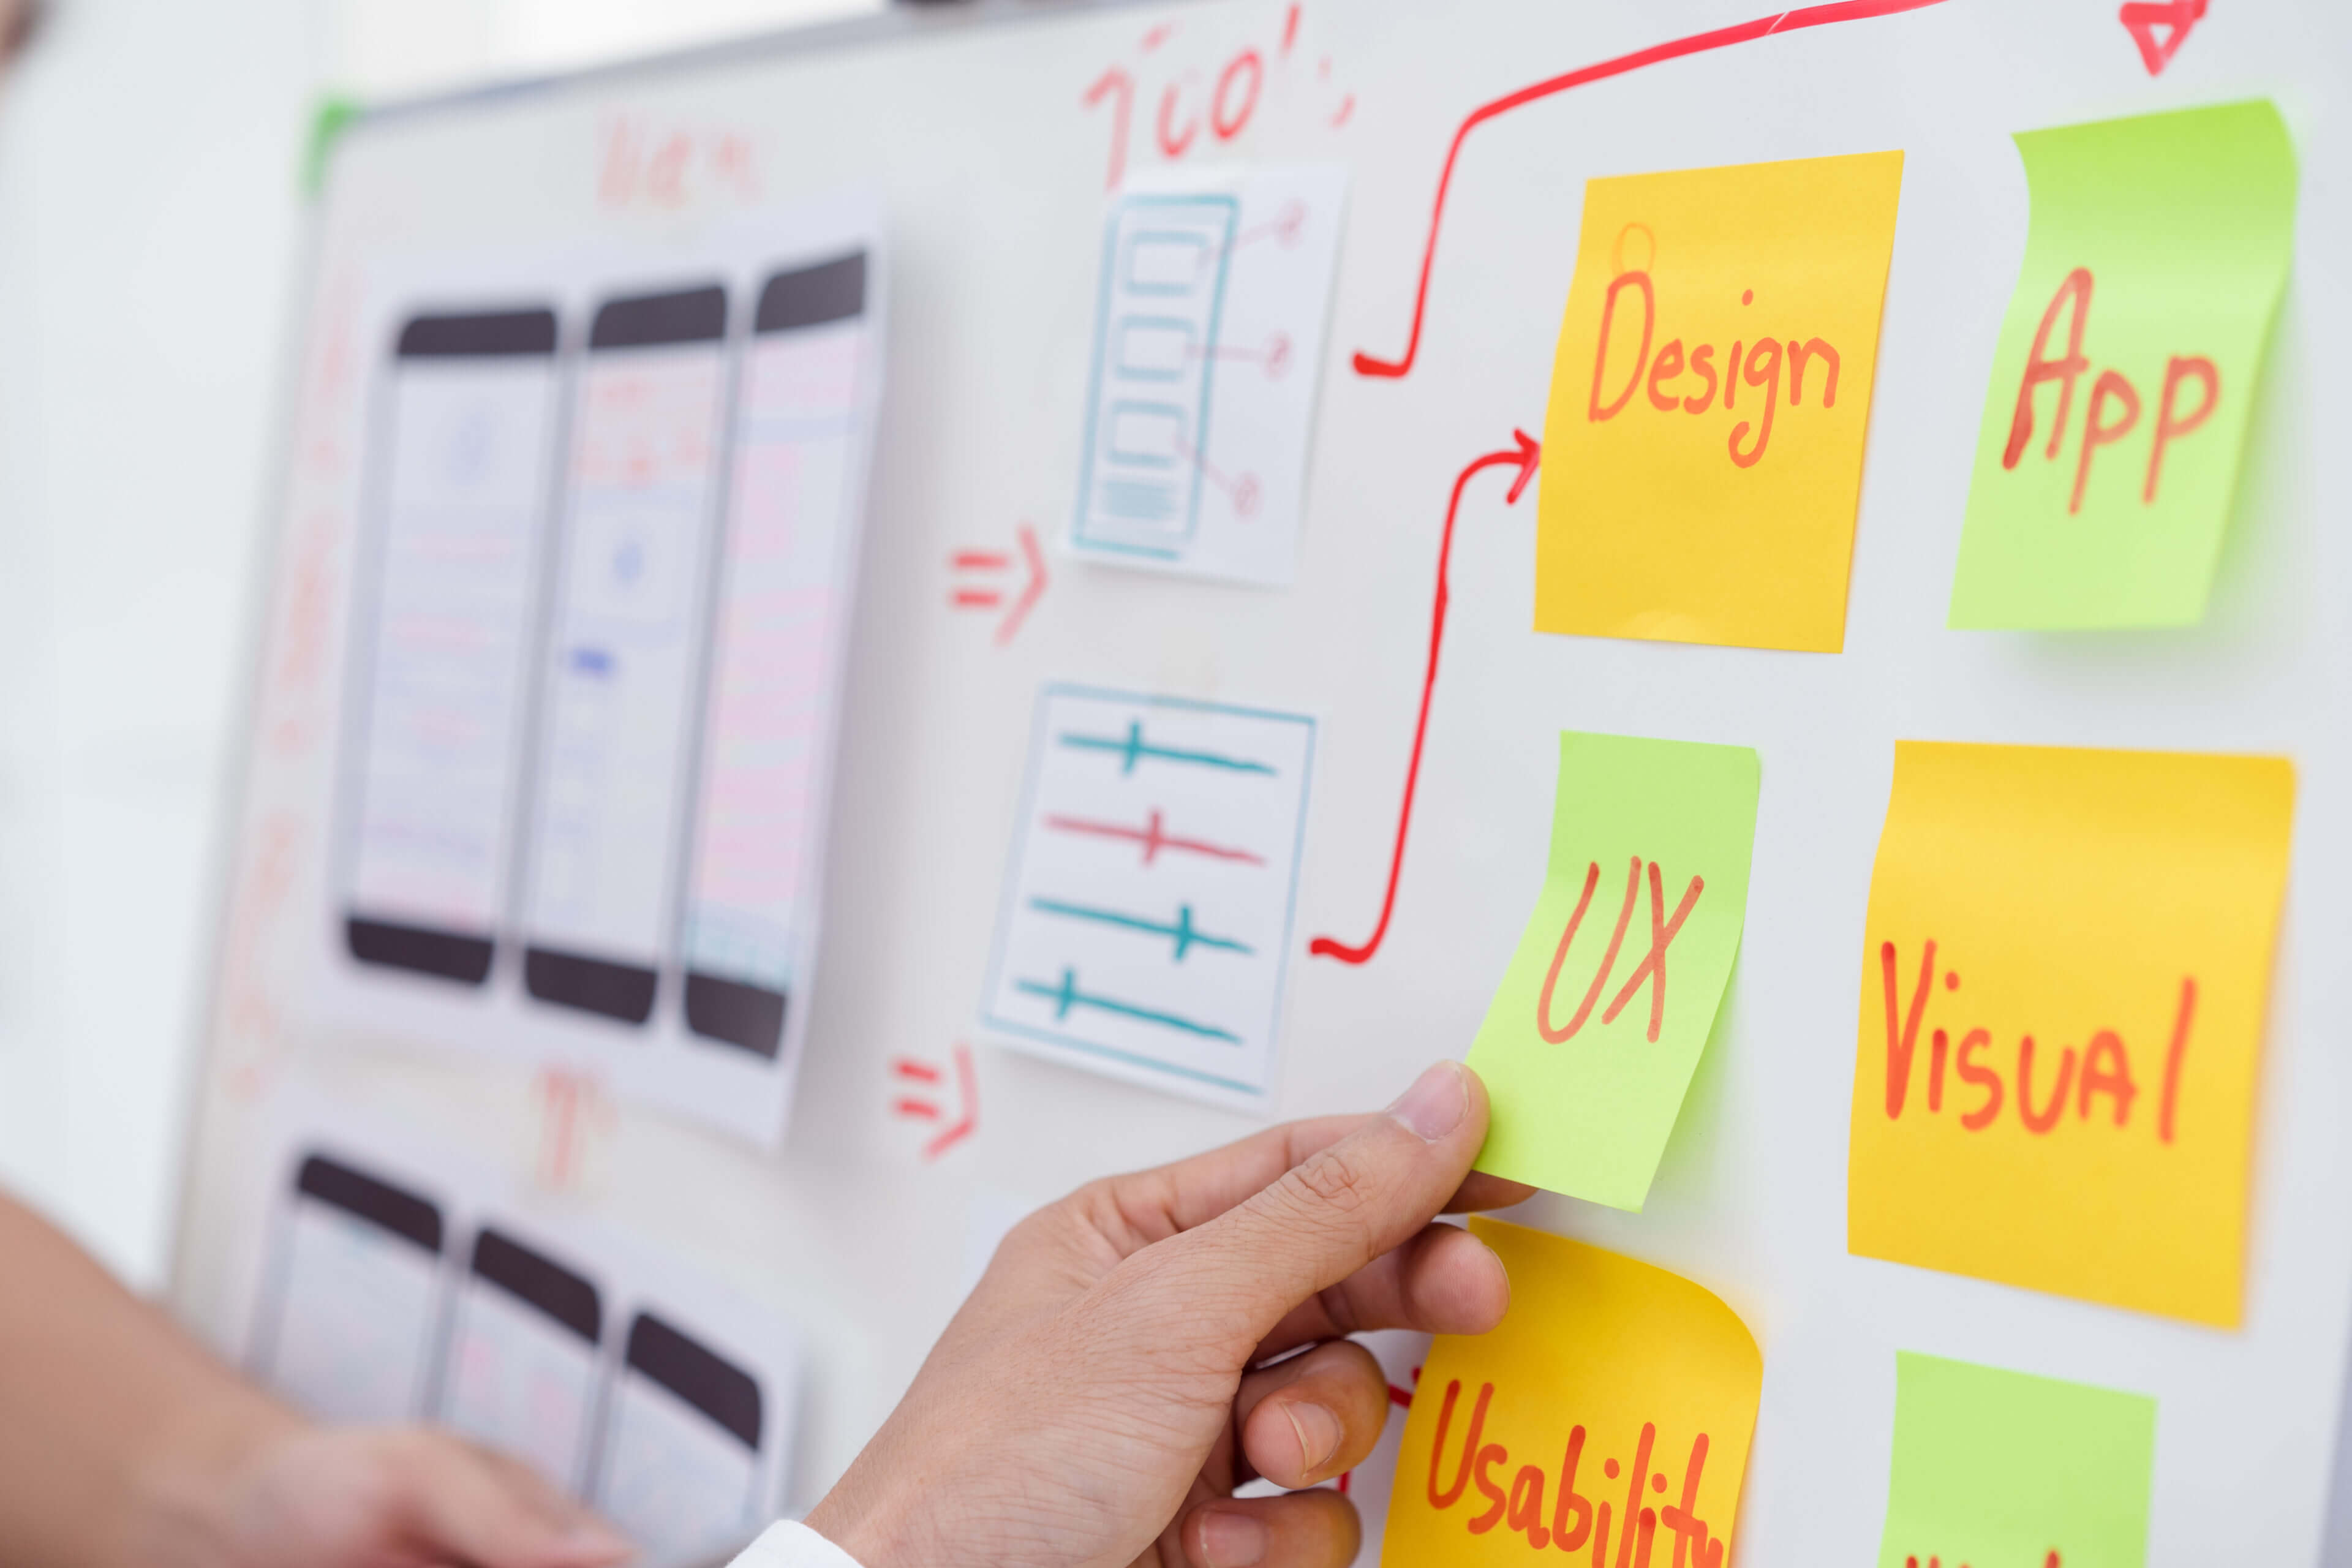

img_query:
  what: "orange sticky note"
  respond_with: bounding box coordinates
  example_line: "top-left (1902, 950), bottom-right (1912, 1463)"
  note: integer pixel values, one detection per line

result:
top-left (1536, 151), bottom-right (1903, 652)
top-left (1847, 741), bottom-right (2295, 1326)
top-left (1381, 1219), bottom-right (1762, 1566)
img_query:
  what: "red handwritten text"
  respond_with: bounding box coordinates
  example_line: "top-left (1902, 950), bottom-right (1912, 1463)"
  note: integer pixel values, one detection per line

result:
top-left (1537, 858), bottom-right (1703, 1044)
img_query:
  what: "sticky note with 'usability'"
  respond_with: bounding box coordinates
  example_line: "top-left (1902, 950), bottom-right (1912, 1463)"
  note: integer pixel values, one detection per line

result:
top-left (1469, 731), bottom-right (1758, 1210)
top-left (1382, 1220), bottom-right (1762, 1568)
top-left (1948, 100), bottom-right (2297, 629)
top-left (1537, 150), bottom-right (1903, 652)
top-left (1847, 741), bottom-right (2294, 1325)
top-left (1876, 1352), bottom-right (2156, 1568)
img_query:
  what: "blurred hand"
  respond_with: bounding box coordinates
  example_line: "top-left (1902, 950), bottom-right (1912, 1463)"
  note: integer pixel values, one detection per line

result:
top-left (154, 1425), bottom-right (631, 1568)
top-left (807, 1060), bottom-right (1532, 1568)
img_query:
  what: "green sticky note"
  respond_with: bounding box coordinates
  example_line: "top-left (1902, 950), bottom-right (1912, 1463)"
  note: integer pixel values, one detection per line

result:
top-left (1468, 731), bottom-right (1758, 1209)
top-left (1948, 99), bottom-right (2297, 629)
top-left (1877, 1352), bottom-right (2156, 1568)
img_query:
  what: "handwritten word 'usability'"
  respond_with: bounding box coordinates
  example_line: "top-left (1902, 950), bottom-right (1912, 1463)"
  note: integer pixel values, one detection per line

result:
top-left (1537, 858), bottom-right (1703, 1046)
top-left (2002, 267), bottom-right (2217, 514)
top-left (1878, 940), bottom-right (2195, 1142)
top-left (1587, 268), bottom-right (1841, 470)
top-left (1425, 1379), bottom-right (1722, 1567)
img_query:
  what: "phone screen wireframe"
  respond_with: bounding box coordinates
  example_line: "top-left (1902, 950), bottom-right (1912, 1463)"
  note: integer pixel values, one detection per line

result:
top-left (437, 1227), bottom-right (606, 1492)
top-left (592, 1311), bottom-right (766, 1558)
top-left (342, 306), bottom-right (563, 985)
top-left (677, 251), bottom-right (872, 1058)
top-left (519, 284), bottom-right (731, 1025)
top-left (251, 1153), bottom-right (447, 1424)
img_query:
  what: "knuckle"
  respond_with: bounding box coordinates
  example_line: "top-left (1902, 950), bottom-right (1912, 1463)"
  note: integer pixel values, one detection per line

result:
top-left (1290, 1143), bottom-right (1379, 1216)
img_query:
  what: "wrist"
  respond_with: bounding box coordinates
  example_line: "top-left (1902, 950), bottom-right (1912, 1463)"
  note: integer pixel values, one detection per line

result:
top-left (120, 1382), bottom-right (307, 1568)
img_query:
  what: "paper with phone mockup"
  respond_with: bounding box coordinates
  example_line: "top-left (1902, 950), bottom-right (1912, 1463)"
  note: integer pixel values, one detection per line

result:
top-left (1847, 741), bottom-right (2294, 1325)
top-left (1948, 100), bottom-right (2297, 628)
top-left (1381, 1220), bottom-right (1762, 1567)
top-left (1876, 1352), bottom-right (2156, 1568)
top-left (1537, 151), bottom-right (1903, 651)
top-left (1469, 732), bottom-right (1759, 1209)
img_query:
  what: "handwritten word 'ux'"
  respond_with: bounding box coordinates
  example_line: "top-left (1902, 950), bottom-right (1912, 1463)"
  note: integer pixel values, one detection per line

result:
top-left (1427, 1380), bottom-right (1722, 1566)
top-left (1538, 858), bottom-right (1703, 1045)
top-left (1588, 258), bottom-right (1844, 469)
top-left (2004, 267), bottom-right (2218, 514)
top-left (1879, 940), bottom-right (2196, 1140)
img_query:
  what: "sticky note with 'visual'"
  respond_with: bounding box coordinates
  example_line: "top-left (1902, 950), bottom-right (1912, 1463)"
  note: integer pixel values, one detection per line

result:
top-left (1948, 100), bottom-right (2297, 628)
top-left (1469, 732), bottom-right (1759, 1210)
top-left (1382, 1220), bottom-right (1762, 1568)
top-left (1847, 741), bottom-right (2294, 1325)
top-left (1537, 150), bottom-right (1904, 652)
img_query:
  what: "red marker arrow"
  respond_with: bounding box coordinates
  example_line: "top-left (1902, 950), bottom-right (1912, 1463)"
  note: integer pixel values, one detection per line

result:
top-left (1352, 0), bottom-right (1952, 382)
top-left (1311, 431), bottom-right (1540, 966)
top-left (891, 1043), bottom-right (979, 1159)
top-left (2119, 0), bottom-right (2206, 74)
top-left (948, 523), bottom-right (1050, 646)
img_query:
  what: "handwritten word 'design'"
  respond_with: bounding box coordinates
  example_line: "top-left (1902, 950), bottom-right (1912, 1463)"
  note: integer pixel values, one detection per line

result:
top-left (1848, 742), bottom-right (2294, 1327)
top-left (1875, 1353), bottom-right (2155, 1568)
top-left (1948, 101), bottom-right (2296, 629)
top-left (1385, 1221), bottom-right (1760, 1568)
top-left (1537, 151), bottom-right (1901, 652)
top-left (1470, 733), bottom-right (1757, 1210)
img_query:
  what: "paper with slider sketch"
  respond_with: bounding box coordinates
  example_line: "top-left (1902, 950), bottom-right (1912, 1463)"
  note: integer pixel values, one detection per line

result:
top-left (980, 684), bottom-right (1314, 1112)
top-left (1469, 731), bottom-right (1759, 1210)
top-left (1847, 740), bottom-right (2294, 1325)
top-left (1070, 164), bottom-right (1347, 586)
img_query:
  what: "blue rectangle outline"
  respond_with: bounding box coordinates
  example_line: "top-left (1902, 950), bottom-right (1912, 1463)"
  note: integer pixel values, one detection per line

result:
top-left (1072, 193), bottom-right (1237, 560)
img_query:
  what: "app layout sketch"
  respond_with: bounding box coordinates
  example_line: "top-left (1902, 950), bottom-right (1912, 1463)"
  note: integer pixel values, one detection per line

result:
top-left (982, 685), bottom-right (1315, 1110)
top-left (1071, 167), bottom-right (1348, 586)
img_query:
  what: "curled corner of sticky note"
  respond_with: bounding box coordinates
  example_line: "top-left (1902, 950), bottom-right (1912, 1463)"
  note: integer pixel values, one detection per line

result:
top-left (1382, 1218), bottom-right (1762, 1566)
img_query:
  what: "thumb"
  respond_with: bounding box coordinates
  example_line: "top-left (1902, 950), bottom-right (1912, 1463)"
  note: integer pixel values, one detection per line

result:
top-left (1147, 1060), bottom-right (1491, 1352)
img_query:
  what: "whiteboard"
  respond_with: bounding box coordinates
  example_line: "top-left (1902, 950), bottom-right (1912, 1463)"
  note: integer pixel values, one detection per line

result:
top-left (167, 0), bottom-right (2352, 1561)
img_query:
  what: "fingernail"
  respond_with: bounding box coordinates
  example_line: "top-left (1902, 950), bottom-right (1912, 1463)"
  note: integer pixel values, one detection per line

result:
top-left (1285, 1399), bottom-right (1344, 1476)
top-left (1389, 1060), bottom-right (1468, 1141)
top-left (1199, 1508), bottom-right (1270, 1568)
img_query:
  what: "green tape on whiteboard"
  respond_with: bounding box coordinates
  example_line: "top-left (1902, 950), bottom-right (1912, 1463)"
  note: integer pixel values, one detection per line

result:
top-left (1948, 99), bottom-right (2297, 629)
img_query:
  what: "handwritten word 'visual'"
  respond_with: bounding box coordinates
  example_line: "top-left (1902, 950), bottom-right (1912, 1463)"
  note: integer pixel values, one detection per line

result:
top-left (1879, 940), bottom-right (2196, 1141)
top-left (1425, 1380), bottom-right (1722, 1567)
top-left (2003, 268), bottom-right (2218, 514)
top-left (1537, 857), bottom-right (1703, 1044)
top-left (1588, 265), bottom-right (1842, 470)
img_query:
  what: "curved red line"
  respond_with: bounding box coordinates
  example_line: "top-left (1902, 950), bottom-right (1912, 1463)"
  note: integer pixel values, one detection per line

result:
top-left (1353, 0), bottom-right (1954, 380)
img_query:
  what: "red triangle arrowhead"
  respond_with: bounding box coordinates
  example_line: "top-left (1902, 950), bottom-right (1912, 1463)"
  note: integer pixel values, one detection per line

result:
top-left (2118, 0), bottom-right (2207, 76)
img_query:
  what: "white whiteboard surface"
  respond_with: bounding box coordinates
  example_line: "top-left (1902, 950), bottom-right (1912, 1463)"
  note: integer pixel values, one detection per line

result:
top-left (168, 1), bottom-right (2352, 1562)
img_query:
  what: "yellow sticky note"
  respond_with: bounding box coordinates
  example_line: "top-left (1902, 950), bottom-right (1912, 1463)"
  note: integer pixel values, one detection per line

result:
top-left (1847, 741), bottom-right (2295, 1326)
top-left (1537, 151), bottom-right (1904, 652)
top-left (1382, 1219), bottom-right (1761, 1567)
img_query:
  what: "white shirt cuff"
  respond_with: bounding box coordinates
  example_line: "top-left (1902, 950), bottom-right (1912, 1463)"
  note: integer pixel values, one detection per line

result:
top-left (727, 1520), bottom-right (866, 1568)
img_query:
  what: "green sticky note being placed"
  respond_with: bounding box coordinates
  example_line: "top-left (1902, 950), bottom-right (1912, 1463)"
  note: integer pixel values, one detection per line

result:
top-left (1948, 99), bottom-right (2297, 629)
top-left (1877, 1352), bottom-right (2156, 1568)
top-left (1468, 731), bottom-right (1758, 1209)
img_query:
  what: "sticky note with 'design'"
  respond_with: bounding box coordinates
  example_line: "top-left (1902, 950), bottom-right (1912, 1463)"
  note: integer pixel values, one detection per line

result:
top-left (1948, 100), bottom-right (2297, 629)
top-left (1876, 1352), bottom-right (2155, 1568)
top-left (1537, 151), bottom-right (1903, 652)
top-left (1383, 1219), bottom-right (1760, 1568)
top-left (1847, 741), bottom-right (2294, 1326)
top-left (1469, 731), bottom-right (1758, 1210)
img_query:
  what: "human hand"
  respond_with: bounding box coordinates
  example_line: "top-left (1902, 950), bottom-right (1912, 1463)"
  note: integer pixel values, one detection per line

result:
top-left (806, 1059), bottom-right (1532, 1568)
top-left (149, 1423), bottom-right (632, 1568)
